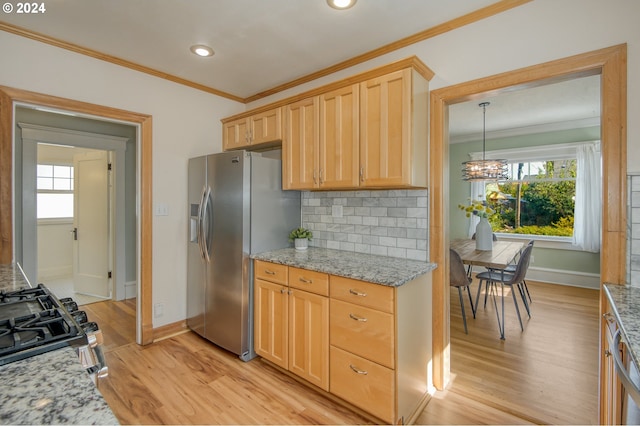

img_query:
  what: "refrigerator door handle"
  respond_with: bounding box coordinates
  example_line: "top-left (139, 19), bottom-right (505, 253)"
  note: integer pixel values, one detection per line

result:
top-left (201, 186), bottom-right (213, 263)
top-left (196, 185), bottom-right (207, 261)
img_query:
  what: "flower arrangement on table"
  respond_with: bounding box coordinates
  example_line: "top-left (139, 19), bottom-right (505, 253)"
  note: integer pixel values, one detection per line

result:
top-left (457, 199), bottom-right (494, 218)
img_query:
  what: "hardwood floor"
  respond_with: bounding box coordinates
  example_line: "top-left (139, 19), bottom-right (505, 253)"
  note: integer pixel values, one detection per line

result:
top-left (91, 280), bottom-right (600, 425)
top-left (417, 279), bottom-right (600, 425)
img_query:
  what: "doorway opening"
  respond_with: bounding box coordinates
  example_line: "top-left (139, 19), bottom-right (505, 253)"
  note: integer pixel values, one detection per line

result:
top-left (35, 144), bottom-right (113, 305)
top-left (0, 86), bottom-right (153, 345)
top-left (428, 44), bottom-right (627, 423)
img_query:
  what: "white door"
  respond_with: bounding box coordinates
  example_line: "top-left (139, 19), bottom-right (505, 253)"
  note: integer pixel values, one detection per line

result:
top-left (73, 151), bottom-right (110, 297)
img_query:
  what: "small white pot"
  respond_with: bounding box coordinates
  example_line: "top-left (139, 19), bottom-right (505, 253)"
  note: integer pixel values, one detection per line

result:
top-left (294, 238), bottom-right (308, 250)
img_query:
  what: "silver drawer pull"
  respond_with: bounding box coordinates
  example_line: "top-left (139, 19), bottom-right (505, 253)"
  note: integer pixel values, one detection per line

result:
top-left (264, 269), bottom-right (276, 275)
top-left (349, 313), bottom-right (367, 322)
top-left (299, 277), bottom-right (313, 284)
top-left (349, 289), bottom-right (367, 297)
top-left (349, 364), bottom-right (368, 375)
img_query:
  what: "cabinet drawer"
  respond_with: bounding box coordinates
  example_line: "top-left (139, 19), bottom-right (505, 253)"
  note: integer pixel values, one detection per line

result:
top-left (289, 267), bottom-right (329, 296)
top-left (330, 345), bottom-right (395, 424)
top-left (255, 261), bottom-right (288, 285)
top-left (330, 276), bottom-right (394, 313)
top-left (330, 298), bottom-right (395, 368)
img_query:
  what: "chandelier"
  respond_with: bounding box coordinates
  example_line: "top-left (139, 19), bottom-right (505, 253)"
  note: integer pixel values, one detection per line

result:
top-left (461, 102), bottom-right (509, 181)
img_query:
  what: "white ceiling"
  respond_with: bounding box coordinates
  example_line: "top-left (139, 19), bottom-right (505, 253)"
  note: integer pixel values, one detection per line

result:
top-left (0, 0), bottom-right (601, 139)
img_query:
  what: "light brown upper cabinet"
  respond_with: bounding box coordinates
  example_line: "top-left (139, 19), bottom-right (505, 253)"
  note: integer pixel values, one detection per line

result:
top-left (223, 107), bottom-right (282, 151)
top-left (283, 85), bottom-right (359, 190)
top-left (360, 68), bottom-right (428, 188)
top-left (221, 57), bottom-right (433, 190)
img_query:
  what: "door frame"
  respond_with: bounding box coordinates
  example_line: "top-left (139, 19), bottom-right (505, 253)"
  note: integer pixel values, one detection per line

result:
top-left (0, 86), bottom-right (154, 345)
top-left (429, 44), bottom-right (627, 403)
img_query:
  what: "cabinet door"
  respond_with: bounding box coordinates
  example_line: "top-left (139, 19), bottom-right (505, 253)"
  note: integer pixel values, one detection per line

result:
top-left (289, 289), bottom-right (329, 391)
top-left (223, 118), bottom-right (249, 151)
top-left (282, 97), bottom-right (319, 190)
top-left (319, 84), bottom-right (360, 189)
top-left (602, 312), bottom-right (622, 425)
top-left (250, 107), bottom-right (282, 145)
top-left (254, 279), bottom-right (288, 369)
top-left (360, 68), bottom-right (411, 187)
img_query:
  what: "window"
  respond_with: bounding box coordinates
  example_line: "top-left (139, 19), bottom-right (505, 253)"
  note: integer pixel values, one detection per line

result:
top-left (466, 141), bottom-right (601, 250)
top-left (486, 159), bottom-right (576, 237)
top-left (37, 164), bottom-right (74, 219)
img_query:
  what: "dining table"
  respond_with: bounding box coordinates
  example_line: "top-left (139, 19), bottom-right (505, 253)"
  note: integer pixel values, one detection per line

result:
top-left (450, 238), bottom-right (526, 339)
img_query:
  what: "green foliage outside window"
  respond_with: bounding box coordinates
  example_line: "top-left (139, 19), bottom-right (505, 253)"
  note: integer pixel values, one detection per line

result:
top-left (484, 159), bottom-right (576, 237)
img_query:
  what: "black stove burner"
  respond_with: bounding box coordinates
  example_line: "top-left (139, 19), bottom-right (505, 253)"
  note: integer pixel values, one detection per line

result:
top-left (0, 284), bottom-right (89, 365)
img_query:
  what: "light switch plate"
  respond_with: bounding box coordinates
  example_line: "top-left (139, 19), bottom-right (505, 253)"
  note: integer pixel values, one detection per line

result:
top-left (155, 203), bottom-right (169, 216)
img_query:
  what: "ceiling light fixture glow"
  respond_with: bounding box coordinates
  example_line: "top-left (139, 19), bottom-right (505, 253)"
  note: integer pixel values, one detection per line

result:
top-left (190, 45), bottom-right (214, 57)
top-left (327, 0), bottom-right (357, 10)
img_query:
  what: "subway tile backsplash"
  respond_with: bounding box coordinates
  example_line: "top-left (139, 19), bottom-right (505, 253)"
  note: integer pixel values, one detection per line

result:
top-left (301, 189), bottom-right (428, 262)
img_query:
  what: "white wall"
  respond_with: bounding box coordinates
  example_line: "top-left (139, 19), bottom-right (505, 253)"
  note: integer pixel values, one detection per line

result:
top-left (248, 0), bottom-right (640, 173)
top-left (2, 0), bottom-right (638, 327)
top-left (0, 31), bottom-right (244, 327)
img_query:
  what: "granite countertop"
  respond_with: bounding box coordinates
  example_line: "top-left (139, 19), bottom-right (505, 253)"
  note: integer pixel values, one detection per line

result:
top-left (0, 347), bottom-right (119, 425)
top-left (0, 263), bottom-right (32, 292)
top-left (251, 247), bottom-right (437, 286)
top-left (0, 263), bottom-right (119, 425)
top-left (604, 284), bottom-right (640, 371)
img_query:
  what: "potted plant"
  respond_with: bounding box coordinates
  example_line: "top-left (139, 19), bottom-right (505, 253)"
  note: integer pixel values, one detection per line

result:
top-left (289, 227), bottom-right (313, 250)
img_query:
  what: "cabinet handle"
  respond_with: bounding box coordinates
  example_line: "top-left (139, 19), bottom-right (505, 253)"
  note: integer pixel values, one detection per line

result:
top-left (604, 349), bottom-right (612, 357)
top-left (280, 288), bottom-right (286, 294)
top-left (349, 289), bottom-right (367, 297)
top-left (349, 313), bottom-right (367, 322)
top-left (359, 166), bottom-right (364, 182)
top-left (299, 277), bottom-right (313, 284)
top-left (313, 170), bottom-right (318, 185)
top-left (349, 364), bottom-right (368, 375)
top-left (319, 169), bottom-right (324, 184)
top-left (264, 269), bottom-right (276, 275)
top-left (288, 290), bottom-right (292, 295)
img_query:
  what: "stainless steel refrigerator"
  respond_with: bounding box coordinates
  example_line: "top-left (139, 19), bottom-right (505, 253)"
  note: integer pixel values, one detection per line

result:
top-left (187, 150), bottom-right (300, 361)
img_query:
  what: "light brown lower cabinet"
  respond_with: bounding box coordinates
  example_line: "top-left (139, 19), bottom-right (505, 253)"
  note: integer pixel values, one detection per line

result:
top-left (254, 259), bottom-right (433, 424)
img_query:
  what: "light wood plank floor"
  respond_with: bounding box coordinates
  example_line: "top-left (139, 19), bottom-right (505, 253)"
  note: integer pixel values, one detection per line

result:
top-left (91, 280), bottom-right (600, 425)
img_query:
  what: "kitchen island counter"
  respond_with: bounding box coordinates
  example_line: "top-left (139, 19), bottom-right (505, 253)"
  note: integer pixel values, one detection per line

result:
top-left (252, 247), bottom-right (436, 287)
top-left (0, 263), bottom-right (119, 425)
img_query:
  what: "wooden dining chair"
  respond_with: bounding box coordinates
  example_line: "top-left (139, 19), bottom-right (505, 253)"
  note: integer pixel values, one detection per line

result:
top-left (475, 244), bottom-right (533, 339)
top-left (450, 248), bottom-right (475, 334)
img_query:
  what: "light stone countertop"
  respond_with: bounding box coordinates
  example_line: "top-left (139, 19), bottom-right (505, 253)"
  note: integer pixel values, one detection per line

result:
top-left (251, 247), bottom-right (437, 286)
top-left (0, 263), bottom-right (31, 292)
top-left (0, 347), bottom-right (119, 425)
top-left (604, 284), bottom-right (640, 371)
top-left (0, 263), bottom-right (119, 425)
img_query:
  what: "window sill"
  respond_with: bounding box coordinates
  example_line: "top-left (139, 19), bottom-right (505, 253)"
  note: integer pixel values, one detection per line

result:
top-left (495, 233), bottom-right (587, 251)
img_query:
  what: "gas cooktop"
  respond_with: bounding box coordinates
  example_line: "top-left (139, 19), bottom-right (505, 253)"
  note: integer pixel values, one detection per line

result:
top-left (0, 284), bottom-right (89, 365)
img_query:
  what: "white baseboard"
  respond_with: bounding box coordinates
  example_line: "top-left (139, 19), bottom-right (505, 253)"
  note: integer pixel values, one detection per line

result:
top-left (38, 266), bottom-right (72, 281)
top-left (125, 280), bottom-right (137, 299)
top-left (470, 265), bottom-right (600, 289)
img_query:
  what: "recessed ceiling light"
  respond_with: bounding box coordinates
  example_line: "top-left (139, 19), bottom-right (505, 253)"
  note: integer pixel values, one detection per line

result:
top-left (190, 45), bottom-right (214, 57)
top-left (327, 0), bottom-right (357, 10)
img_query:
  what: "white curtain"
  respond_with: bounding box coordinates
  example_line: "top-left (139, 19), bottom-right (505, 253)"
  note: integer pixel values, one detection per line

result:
top-left (573, 142), bottom-right (601, 252)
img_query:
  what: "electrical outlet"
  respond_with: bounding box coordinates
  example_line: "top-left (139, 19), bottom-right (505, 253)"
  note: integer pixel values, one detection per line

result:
top-left (154, 303), bottom-right (164, 318)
